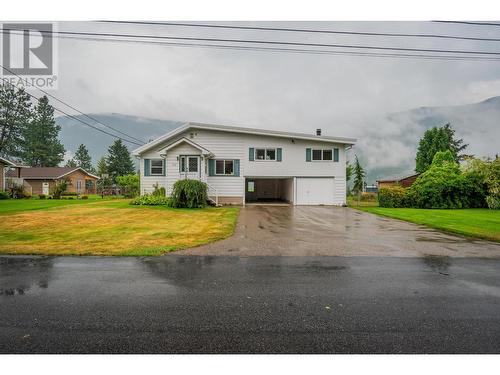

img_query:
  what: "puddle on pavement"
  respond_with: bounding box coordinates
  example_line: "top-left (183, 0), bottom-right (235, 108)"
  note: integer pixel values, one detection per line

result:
top-left (422, 255), bottom-right (452, 275)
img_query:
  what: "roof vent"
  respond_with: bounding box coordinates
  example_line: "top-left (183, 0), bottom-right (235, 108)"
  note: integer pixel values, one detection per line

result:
top-left (316, 129), bottom-right (322, 136)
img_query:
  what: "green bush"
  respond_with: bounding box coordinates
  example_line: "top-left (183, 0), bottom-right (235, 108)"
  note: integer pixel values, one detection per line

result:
top-left (116, 174), bottom-right (140, 198)
top-left (378, 186), bottom-right (408, 208)
top-left (152, 183), bottom-right (166, 197)
top-left (52, 180), bottom-right (68, 199)
top-left (81, 195), bottom-right (89, 200)
top-left (0, 191), bottom-right (10, 200)
top-left (38, 194), bottom-right (46, 199)
top-left (130, 194), bottom-right (172, 206)
top-left (61, 192), bottom-right (78, 196)
top-left (486, 195), bottom-right (500, 210)
top-left (360, 192), bottom-right (377, 202)
top-left (171, 179), bottom-right (208, 208)
top-left (463, 156), bottom-right (500, 209)
top-left (408, 151), bottom-right (485, 209)
top-left (9, 184), bottom-right (27, 199)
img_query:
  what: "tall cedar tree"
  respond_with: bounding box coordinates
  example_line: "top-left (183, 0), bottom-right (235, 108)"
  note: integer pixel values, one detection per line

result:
top-left (106, 139), bottom-right (134, 180)
top-left (73, 144), bottom-right (94, 172)
top-left (0, 85), bottom-right (32, 158)
top-left (353, 154), bottom-right (365, 203)
top-left (96, 156), bottom-right (108, 176)
top-left (415, 123), bottom-right (467, 174)
top-left (21, 95), bottom-right (65, 166)
top-left (65, 159), bottom-right (77, 168)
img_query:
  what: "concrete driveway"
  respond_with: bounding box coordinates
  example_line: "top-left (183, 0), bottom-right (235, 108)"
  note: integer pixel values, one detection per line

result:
top-left (178, 206), bottom-right (500, 257)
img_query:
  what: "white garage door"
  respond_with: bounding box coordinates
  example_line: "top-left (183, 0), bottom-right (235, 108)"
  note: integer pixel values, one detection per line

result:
top-left (296, 178), bottom-right (335, 205)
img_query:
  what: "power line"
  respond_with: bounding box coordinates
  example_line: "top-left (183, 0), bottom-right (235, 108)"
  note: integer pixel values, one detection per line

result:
top-left (2, 27), bottom-right (500, 56)
top-left (2, 30), bottom-right (497, 62)
top-left (1, 64), bottom-right (144, 145)
top-left (434, 21), bottom-right (500, 27)
top-left (0, 75), bottom-right (143, 146)
top-left (58, 34), bottom-right (500, 61)
top-left (100, 20), bottom-right (500, 43)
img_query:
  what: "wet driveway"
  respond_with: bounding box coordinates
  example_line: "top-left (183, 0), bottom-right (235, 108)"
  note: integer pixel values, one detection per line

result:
top-left (1, 255), bottom-right (500, 353)
top-left (178, 206), bottom-right (500, 257)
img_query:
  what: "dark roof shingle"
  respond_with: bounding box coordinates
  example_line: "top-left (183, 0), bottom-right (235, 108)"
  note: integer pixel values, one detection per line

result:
top-left (6, 167), bottom-right (97, 179)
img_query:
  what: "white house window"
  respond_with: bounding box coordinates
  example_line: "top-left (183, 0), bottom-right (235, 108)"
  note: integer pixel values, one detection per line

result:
top-left (150, 159), bottom-right (164, 175)
top-left (312, 149), bottom-right (334, 161)
top-left (76, 180), bottom-right (83, 191)
top-left (255, 148), bottom-right (276, 161)
top-left (216, 160), bottom-right (234, 175)
top-left (323, 149), bottom-right (333, 161)
top-left (180, 156), bottom-right (199, 173)
top-left (312, 149), bottom-right (322, 161)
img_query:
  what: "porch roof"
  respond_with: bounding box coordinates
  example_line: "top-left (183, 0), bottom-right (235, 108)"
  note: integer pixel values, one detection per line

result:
top-left (159, 137), bottom-right (213, 156)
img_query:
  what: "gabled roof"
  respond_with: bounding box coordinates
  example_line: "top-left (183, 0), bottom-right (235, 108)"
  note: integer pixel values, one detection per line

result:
top-left (6, 167), bottom-right (99, 180)
top-left (160, 137), bottom-right (213, 155)
top-left (133, 122), bottom-right (357, 156)
top-left (0, 156), bottom-right (16, 166)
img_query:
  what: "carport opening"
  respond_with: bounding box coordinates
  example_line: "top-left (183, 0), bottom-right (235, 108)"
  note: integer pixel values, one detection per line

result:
top-left (245, 178), bottom-right (293, 205)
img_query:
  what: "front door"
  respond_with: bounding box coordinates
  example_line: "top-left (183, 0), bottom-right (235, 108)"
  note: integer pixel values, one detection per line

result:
top-left (180, 155), bottom-right (201, 179)
top-left (42, 182), bottom-right (49, 195)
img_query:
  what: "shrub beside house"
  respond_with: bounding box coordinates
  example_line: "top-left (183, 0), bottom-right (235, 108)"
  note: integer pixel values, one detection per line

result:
top-left (378, 151), bottom-right (499, 209)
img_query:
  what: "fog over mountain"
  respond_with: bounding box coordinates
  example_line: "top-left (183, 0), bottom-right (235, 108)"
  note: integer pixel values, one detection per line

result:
top-left (356, 95), bottom-right (500, 183)
top-left (56, 96), bottom-right (500, 182)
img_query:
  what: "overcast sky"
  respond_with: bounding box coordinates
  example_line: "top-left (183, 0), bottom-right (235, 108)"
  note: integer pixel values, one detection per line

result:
top-left (51, 22), bottom-right (500, 131)
top-left (5, 21), bottom-right (500, 175)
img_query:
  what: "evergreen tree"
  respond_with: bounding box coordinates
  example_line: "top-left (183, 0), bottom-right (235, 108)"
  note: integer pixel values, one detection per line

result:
top-left (346, 161), bottom-right (353, 182)
top-left (73, 144), bottom-right (94, 172)
top-left (65, 159), bottom-right (77, 168)
top-left (353, 155), bottom-right (365, 204)
top-left (21, 95), bottom-right (65, 166)
top-left (96, 156), bottom-right (108, 176)
top-left (106, 139), bottom-right (134, 180)
top-left (0, 84), bottom-right (32, 158)
top-left (415, 123), bottom-right (467, 174)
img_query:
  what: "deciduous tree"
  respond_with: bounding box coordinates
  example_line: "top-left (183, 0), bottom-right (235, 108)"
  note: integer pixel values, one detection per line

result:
top-left (415, 123), bottom-right (467, 174)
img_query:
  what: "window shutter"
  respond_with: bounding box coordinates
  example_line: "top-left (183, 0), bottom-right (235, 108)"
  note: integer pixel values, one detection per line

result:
top-left (277, 148), bottom-right (282, 162)
top-left (334, 148), bottom-right (339, 162)
top-left (306, 148), bottom-right (312, 162)
top-left (249, 147), bottom-right (254, 161)
top-left (144, 159), bottom-right (151, 176)
top-left (208, 159), bottom-right (215, 176)
top-left (234, 159), bottom-right (240, 177)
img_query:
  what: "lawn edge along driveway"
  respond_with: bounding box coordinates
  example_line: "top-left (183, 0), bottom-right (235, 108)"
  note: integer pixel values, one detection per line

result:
top-left (353, 206), bottom-right (500, 242)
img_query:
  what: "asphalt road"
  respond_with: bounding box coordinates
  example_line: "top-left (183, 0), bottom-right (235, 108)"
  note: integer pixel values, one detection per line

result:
top-left (1, 255), bottom-right (499, 353)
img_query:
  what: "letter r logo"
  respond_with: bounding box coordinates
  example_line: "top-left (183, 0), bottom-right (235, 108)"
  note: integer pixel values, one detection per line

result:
top-left (2, 23), bottom-right (53, 75)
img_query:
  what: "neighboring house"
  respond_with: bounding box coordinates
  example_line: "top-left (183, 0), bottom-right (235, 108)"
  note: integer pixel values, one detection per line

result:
top-left (0, 157), bottom-right (16, 191)
top-left (132, 122), bottom-right (356, 205)
top-left (377, 174), bottom-right (420, 189)
top-left (6, 167), bottom-right (99, 195)
top-left (364, 184), bottom-right (378, 193)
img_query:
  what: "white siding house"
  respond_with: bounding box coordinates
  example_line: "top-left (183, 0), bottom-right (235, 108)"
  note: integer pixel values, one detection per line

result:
top-left (132, 122), bottom-right (356, 205)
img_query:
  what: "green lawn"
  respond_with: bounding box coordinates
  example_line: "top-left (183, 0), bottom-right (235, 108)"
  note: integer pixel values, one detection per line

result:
top-left (0, 198), bottom-right (240, 256)
top-left (355, 206), bottom-right (500, 242)
top-left (0, 195), bottom-right (122, 215)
